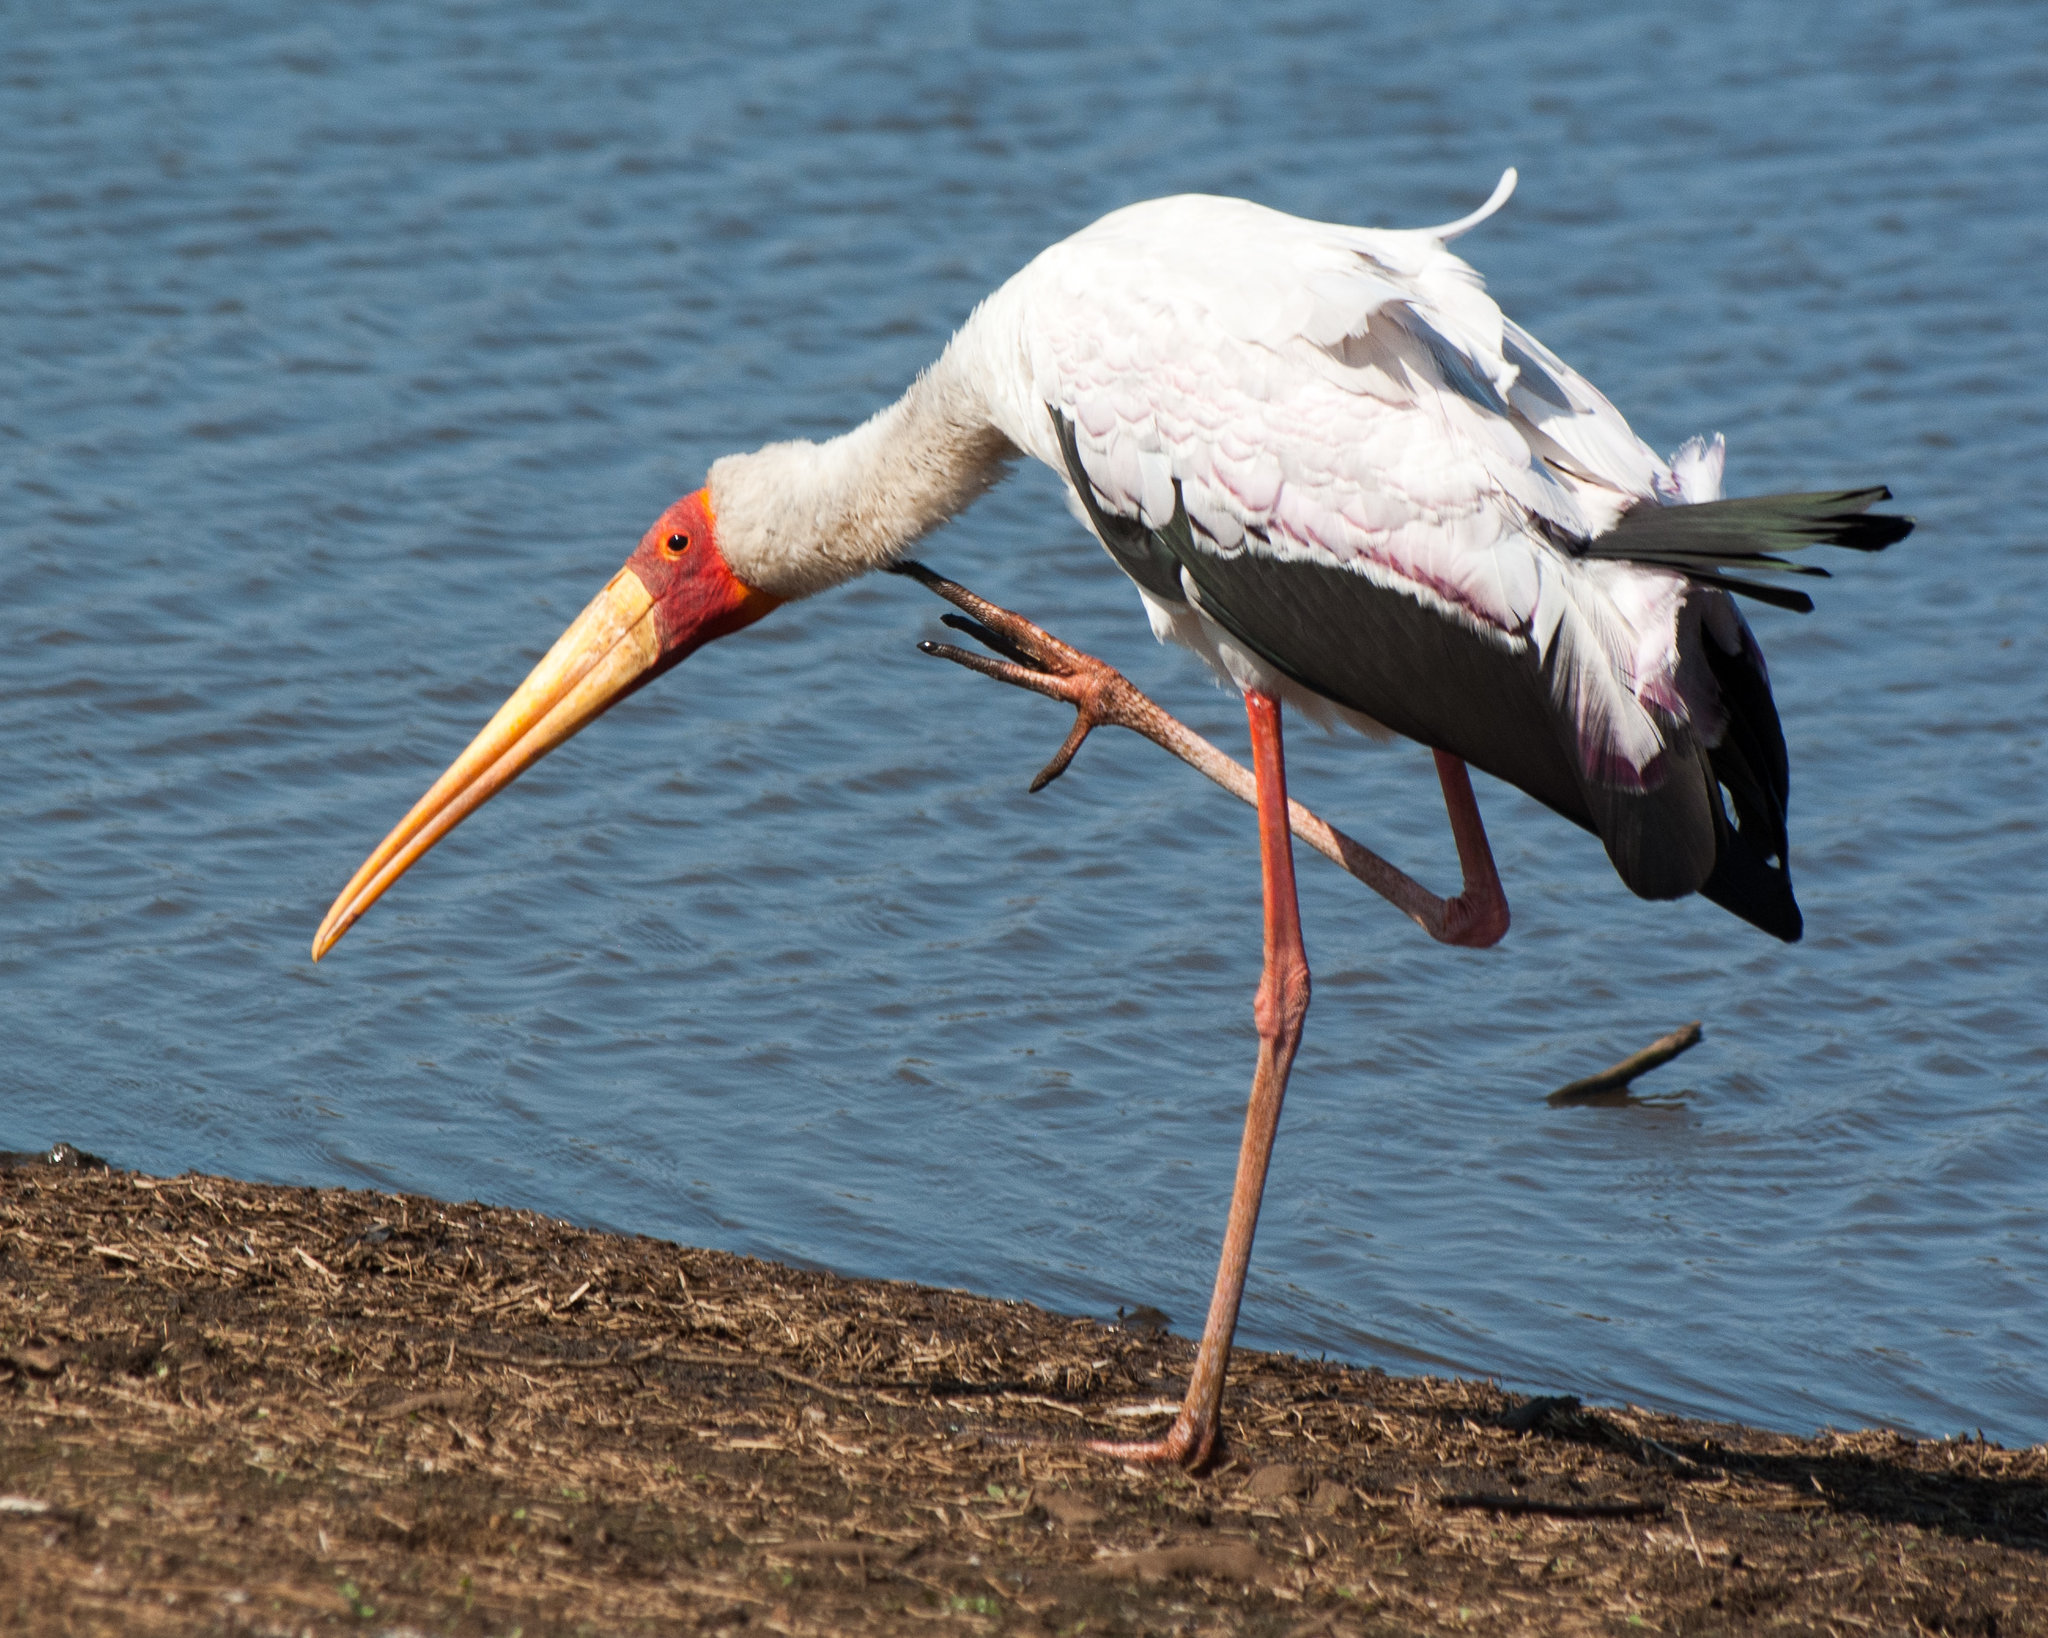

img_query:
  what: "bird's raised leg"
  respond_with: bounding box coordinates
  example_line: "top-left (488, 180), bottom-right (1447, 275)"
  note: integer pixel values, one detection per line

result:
top-left (1088, 689), bottom-right (1310, 1468)
top-left (892, 560), bottom-right (1507, 949)
top-left (1431, 751), bottom-right (1509, 947)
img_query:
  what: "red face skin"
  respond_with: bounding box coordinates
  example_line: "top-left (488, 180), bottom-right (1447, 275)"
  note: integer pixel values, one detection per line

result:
top-left (625, 488), bottom-right (781, 682)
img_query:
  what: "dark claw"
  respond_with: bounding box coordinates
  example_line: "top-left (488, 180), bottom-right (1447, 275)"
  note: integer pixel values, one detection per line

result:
top-left (916, 641), bottom-right (1095, 792)
top-left (939, 612), bottom-right (1042, 671)
top-left (900, 564), bottom-right (1103, 794)
top-left (1029, 713), bottom-right (1094, 793)
top-left (916, 642), bottom-right (1054, 693)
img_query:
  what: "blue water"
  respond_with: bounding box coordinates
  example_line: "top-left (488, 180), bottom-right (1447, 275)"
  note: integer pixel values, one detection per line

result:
top-left (4, 2), bottom-right (2044, 1447)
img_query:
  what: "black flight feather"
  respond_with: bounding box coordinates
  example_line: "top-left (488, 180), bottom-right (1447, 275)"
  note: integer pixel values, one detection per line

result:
top-left (1584, 487), bottom-right (1913, 612)
top-left (1695, 634), bottom-right (1801, 942)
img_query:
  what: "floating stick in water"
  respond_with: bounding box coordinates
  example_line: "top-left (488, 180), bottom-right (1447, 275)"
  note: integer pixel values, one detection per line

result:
top-left (1547, 1022), bottom-right (1703, 1106)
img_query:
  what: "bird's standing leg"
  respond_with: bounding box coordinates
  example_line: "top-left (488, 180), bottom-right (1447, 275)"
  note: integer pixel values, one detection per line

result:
top-left (892, 560), bottom-right (1508, 949)
top-left (1088, 689), bottom-right (1310, 1468)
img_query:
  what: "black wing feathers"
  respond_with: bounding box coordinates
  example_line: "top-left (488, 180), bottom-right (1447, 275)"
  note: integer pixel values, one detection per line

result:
top-left (1694, 635), bottom-right (1801, 942)
top-left (1668, 572), bottom-right (1818, 616)
top-left (1052, 394), bottom-right (1907, 945)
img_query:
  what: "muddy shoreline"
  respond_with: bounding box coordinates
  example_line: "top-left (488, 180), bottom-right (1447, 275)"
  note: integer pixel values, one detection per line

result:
top-left (1, 1156), bottom-right (2042, 1635)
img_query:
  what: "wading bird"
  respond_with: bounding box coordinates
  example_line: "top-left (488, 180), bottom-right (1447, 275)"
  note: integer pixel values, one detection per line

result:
top-left (313, 171), bottom-right (1909, 1467)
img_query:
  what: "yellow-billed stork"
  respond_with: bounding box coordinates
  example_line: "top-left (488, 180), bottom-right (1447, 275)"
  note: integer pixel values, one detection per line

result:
top-left (312, 171), bottom-right (1910, 1467)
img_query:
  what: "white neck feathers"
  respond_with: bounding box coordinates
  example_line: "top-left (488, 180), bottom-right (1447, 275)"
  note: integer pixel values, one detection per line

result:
top-left (707, 339), bottom-right (1018, 601)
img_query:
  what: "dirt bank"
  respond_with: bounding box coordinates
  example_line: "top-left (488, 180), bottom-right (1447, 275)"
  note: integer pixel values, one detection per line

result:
top-left (1, 1156), bottom-right (2042, 1635)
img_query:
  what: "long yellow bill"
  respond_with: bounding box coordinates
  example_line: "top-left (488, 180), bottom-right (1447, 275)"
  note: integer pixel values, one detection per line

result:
top-left (311, 566), bottom-right (660, 961)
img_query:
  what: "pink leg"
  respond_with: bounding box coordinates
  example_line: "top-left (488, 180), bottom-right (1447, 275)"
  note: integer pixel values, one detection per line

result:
top-left (1431, 751), bottom-right (1509, 948)
top-left (1089, 689), bottom-right (1311, 1469)
top-left (894, 560), bottom-right (1510, 950)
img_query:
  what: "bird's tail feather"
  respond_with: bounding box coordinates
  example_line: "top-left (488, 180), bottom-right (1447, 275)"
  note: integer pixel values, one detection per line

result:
top-left (1585, 488), bottom-right (1914, 613)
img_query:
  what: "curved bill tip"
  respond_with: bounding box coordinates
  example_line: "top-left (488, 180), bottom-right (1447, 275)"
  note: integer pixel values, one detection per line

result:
top-left (311, 566), bottom-right (660, 962)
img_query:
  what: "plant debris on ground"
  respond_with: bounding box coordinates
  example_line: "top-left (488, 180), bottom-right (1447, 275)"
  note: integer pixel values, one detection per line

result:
top-left (1, 1157), bottom-right (2043, 1636)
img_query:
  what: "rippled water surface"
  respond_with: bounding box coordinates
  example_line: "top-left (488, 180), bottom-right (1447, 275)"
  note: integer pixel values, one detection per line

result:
top-left (5, 2), bottom-right (2044, 1445)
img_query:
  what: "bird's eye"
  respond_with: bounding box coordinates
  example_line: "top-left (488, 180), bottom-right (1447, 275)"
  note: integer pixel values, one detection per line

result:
top-left (665, 533), bottom-right (691, 556)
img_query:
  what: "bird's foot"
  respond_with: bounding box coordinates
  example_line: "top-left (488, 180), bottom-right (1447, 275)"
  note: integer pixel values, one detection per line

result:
top-left (983, 1402), bottom-right (1220, 1470)
top-left (889, 559), bottom-right (1158, 791)
top-left (1080, 1406), bottom-right (1219, 1471)
top-left (959, 1417), bottom-right (1218, 1471)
